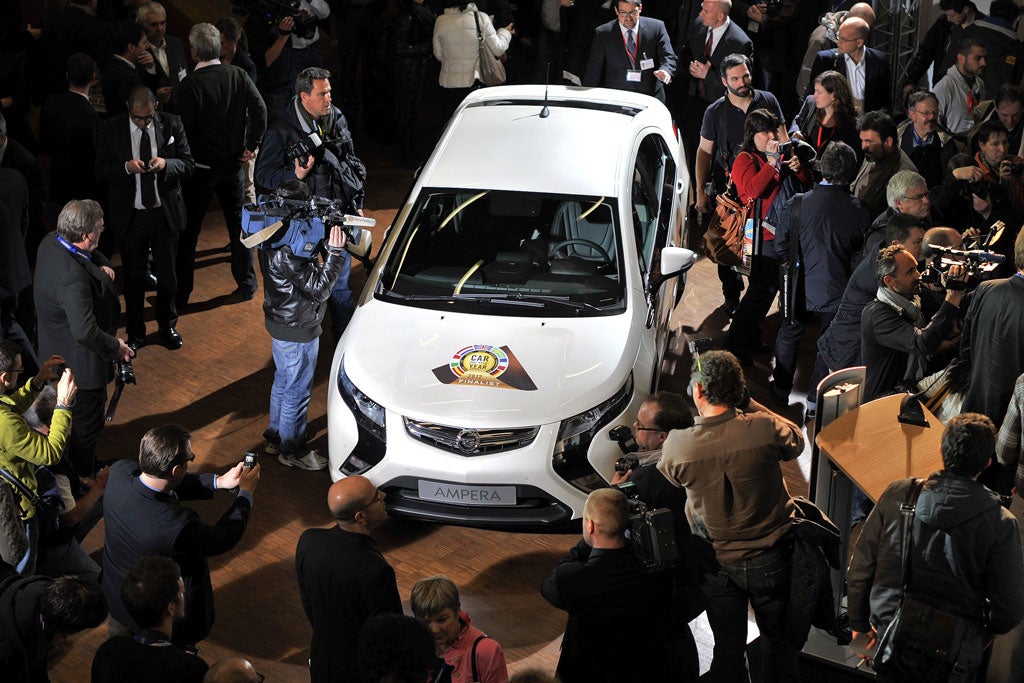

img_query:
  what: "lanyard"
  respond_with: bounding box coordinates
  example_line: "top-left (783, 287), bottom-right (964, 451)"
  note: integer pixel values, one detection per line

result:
top-left (816, 124), bottom-right (834, 152)
top-left (56, 234), bottom-right (92, 261)
top-left (621, 30), bottom-right (639, 68)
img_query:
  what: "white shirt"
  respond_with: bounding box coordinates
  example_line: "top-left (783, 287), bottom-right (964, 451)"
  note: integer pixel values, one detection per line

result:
top-left (708, 18), bottom-right (731, 56)
top-left (844, 52), bottom-right (866, 111)
top-left (128, 119), bottom-right (161, 210)
top-left (148, 42), bottom-right (169, 78)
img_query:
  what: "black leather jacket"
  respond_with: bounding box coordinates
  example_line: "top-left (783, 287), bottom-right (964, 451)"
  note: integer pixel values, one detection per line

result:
top-left (259, 243), bottom-right (345, 342)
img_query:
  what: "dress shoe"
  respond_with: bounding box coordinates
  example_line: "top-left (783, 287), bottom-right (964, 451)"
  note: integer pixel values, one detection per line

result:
top-left (127, 337), bottom-right (146, 352)
top-left (233, 285), bottom-right (257, 302)
top-left (159, 327), bottom-right (183, 350)
top-left (723, 297), bottom-right (740, 317)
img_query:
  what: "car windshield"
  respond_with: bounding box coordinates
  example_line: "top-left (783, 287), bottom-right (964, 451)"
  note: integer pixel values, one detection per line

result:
top-left (377, 189), bottom-right (625, 316)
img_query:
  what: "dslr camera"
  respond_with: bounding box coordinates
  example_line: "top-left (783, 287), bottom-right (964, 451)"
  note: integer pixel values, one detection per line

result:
top-left (231, 0), bottom-right (317, 39)
top-left (608, 425), bottom-right (639, 473)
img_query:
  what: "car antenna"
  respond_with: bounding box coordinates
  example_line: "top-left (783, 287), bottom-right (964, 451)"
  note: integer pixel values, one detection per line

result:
top-left (540, 63), bottom-right (550, 118)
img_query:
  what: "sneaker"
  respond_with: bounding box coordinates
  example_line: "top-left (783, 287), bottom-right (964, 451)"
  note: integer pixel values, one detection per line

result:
top-left (264, 441), bottom-right (280, 456)
top-left (278, 450), bottom-right (328, 471)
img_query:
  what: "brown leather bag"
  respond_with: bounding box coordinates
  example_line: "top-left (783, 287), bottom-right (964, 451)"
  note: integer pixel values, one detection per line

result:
top-left (703, 182), bottom-right (751, 268)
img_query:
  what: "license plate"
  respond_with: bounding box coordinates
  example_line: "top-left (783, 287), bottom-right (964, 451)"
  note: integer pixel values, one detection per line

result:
top-left (417, 480), bottom-right (517, 506)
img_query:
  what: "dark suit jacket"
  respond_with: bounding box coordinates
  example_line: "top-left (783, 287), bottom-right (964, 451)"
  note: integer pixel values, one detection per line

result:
top-left (100, 57), bottom-right (145, 117)
top-left (583, 16), bottom-right (677, 102)
top-left (0, 169), bottom-right (29, 298)
top-left (961, 276), bottom-right (1024, 425)
top-left (95, 111), bottom-right (194, 239)
top-left (33, 232), bottom-right (120, 390)
top-left (806, 46), bottom-right (891, 114)
top-left (295, 526), bottom-right (402, 683)
top-left (0, 137), bottom-right (45, 256)
top-left (145, 35), bottom-right (188, 111)
top-left (541, 540), bottom-right (688, 681)
top-left (101, 459), bottom-right (252, 647)
top-left (41, 91), bottom-right (101, 205)
top-left (679, 18), bottom-right (752, 104)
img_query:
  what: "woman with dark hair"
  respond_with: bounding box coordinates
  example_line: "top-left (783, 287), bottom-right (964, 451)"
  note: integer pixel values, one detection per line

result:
top-left (432, 0), bottom-right (514, 117)
top-left (725, 108), bottom-right (812, 365)
top-left (791, 70), bottom-right (860, 159)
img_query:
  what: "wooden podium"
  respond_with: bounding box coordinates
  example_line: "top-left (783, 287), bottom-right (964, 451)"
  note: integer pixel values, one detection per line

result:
top-left (815, 394), bottom-right (944, 503)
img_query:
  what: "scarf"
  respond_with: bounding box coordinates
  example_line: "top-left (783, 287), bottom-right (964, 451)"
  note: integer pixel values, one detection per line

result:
top-left (876, 286), bottom-right (927, 382)
top-left (293, 96), bottom-right (335, 141)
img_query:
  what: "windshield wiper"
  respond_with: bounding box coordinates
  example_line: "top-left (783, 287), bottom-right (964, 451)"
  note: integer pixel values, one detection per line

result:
top-left (384, 292), bottom-right (604, 312)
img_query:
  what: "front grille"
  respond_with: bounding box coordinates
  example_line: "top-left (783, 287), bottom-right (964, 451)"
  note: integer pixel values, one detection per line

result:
top-left (404, 419), bottom-right (539, 456)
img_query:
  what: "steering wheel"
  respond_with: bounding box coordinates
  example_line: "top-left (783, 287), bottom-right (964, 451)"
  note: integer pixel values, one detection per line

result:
top-left (549, 238), bottom-right (612, 264)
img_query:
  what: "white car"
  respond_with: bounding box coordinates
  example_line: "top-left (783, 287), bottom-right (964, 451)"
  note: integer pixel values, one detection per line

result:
top-left (327, 85), bottom-right (696, 527)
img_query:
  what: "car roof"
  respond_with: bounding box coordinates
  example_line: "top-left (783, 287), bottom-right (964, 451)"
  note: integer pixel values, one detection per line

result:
top-left (420, 85), bottom-right (674, 198)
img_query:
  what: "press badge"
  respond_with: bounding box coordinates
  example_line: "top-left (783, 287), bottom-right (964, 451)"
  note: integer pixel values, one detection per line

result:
top-left (639, 58), bottom-right (654, 70)
top-left (627, 70), bottom-right (642, 82)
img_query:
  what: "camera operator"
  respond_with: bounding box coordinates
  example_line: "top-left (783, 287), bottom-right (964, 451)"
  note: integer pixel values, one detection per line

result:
top-left (258, 180), bottom-right (347, 470)
top-left (959, 230), bottom-right (1024, 427)
top-left (255, 66), bottom-right (365, 342)
top-left (861, 244), bottom-right (968, 402)
top-left (540, 488), bottom-right (698, 681)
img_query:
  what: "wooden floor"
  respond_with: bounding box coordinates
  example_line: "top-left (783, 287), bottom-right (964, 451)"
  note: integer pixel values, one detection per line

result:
top-left (46, 138), bottom-right (826, 681)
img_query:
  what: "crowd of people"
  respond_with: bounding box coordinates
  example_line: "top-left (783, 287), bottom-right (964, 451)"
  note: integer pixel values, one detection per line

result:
top-left (2, 0), bottom-right (1024, 681)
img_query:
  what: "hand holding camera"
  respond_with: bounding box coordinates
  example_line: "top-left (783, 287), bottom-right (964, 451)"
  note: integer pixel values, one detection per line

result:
top-left (36, 355), bottom-right (66, 384)
top-left (56, 368), bottom-right (77, 407)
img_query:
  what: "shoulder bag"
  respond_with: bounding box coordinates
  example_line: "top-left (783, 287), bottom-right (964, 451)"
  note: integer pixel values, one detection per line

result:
top-left (872, 479), bottom-right (988, 683)
top-left (703, 153), bottom-right (756, 267)
top-left (474, 12), bottom-right (506, 87)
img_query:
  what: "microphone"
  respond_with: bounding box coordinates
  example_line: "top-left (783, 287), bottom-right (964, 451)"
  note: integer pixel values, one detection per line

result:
top-left (921, 243), bottom-right (1004, 263)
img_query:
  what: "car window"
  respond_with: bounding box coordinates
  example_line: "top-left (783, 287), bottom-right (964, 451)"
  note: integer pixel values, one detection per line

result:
top-left (630, 135), bottom-right (676, 278)
top-left (377, 189), bottom-right (625, 317)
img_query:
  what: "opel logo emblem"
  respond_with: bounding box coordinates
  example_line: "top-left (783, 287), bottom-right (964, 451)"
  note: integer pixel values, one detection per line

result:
top-left (456, 429), bottom-right (481, 453)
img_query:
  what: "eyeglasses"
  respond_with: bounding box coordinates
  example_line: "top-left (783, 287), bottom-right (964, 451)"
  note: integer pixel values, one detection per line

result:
top-left (8, 366), bottom-right (22, 375)
top-left (130, 113), bottom-right (154, 125)
top-left (633, 419), bottom-right (664, 433)
top-left (173, 454), bottom-right (196, 467)
top-left (836, 35), bottom-right (860, 43)
top-left (911, 108), bottom-right (939, 117)
top-left (615, 8), bottom-right (641, 16)
top-left (359, 489), bottom-right (385, 511)
top-left (903, 190), bottom-right (930, 201)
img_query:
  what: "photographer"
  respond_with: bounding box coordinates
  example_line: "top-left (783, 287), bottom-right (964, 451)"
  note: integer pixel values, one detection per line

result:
top-left (258, 181), bottom-right (347, 470)
top-left (255, 66), bottom-right (365, 341)
top-left (940, 121), bottom-right (1024, 220)
top-left (540, 488), bottom-right (697, 681)
top-left (861, 245), bottom-right (968, 402)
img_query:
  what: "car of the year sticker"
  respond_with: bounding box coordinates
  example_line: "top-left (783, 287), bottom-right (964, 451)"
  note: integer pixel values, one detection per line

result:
top-left (430, 344), bottom-right (537, 391)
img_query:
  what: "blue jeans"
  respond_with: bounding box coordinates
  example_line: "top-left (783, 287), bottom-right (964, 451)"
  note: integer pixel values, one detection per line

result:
top-left (701, 543), bottom-right (801, 682)
top-left (327, 252), bottom-right (353, 340)
top-left (266, 338), bottom-right (319, 455)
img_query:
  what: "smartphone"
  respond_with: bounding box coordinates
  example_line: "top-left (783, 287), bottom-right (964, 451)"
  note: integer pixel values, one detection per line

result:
top-left (243, 451), bottom-right (258, 469)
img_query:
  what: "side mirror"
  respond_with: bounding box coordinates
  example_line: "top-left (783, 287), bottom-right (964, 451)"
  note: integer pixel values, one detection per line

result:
top-left (646, 247), bottom-right (697, 295)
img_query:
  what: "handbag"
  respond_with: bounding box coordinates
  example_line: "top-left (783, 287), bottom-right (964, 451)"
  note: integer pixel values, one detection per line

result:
top-left (873, 479), bottom-right (987, 683)
top-left (474, 12), bottom-right (506, 87)
top-left (703, 178), bottom-right (751, 267)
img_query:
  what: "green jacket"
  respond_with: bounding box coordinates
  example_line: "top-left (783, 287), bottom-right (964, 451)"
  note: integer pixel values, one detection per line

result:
top-left (0, 379), bottom-right (70, 519)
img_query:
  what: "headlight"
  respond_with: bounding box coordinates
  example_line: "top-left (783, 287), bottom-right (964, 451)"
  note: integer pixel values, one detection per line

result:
top-left (337, 360), bottom-right (387, 474)
top-left (552, 374), bottom-right (633, 492)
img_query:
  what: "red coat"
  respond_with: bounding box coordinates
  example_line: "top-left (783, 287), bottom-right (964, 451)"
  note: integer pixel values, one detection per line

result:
top-left (731, 150), bottom-right (813, 237)
top-left (441, 611), bottom-right (508, 683)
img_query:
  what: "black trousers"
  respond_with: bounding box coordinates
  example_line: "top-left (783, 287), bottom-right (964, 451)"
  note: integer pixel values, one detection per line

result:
top-left (121, 208), bottom-right (177, 340)
top-left (68, 386), bottom-right (107, 477)
top-left (727, 256), bottom-right (780, 351)
top-left (179, 164), bottom-right (256, 307)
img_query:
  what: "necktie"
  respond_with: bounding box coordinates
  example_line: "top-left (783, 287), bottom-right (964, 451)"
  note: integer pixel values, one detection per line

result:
top-left (699, 29), bottom-right (714, 98)
top-left (626, 29), bottom-right (636, 67)
top-left (139, 127), bottom-right (156, 209)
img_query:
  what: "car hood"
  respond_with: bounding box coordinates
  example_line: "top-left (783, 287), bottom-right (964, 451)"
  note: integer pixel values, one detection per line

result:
top-left (342, 305), bottom-right (637, 427)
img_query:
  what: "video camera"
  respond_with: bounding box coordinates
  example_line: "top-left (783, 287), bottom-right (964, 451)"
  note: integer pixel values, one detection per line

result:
top-left (284, 132), bottom-right (355, 166)
top-left (241, 194), bottom-right (374, 265)
top-left (919, 241), bottom-right (1003, 288)
top-left (231, 0), bottom-right (317, 39)
top-left (616, 481), bottom-right (679, 571)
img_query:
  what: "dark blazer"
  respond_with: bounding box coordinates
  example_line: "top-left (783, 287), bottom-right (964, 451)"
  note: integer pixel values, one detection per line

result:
top-left (295, 526), bottom-right (402, 683)
top-left (33, 232), bottom-right (120, 390)
top-left (0, 169), bottom-right (29, 298)
top-left (584, 16), bottom-right (677, 102)
top-left (95, 111), bottom-right (194, 239)
top-left (541, 540), bottom-right (690, 681)
top-left (41, 91), bottom-right (101, 205)
top-left (100, 57), bottom-right (145, 117)
top-left (805, 46), bottom-right (891, 114)
top-left (960, 276), bottom-right (1024, 425)
top-left (679, 18), bottom-right (752, 104)
top-left (145, 35), bottom-right (188, 111)
top-left (101, 459), bottom-right (252, 647)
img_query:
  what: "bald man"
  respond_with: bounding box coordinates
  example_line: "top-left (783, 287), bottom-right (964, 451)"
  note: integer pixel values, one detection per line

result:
top-left (805, 14), bottom-right (891, 114)
top-left (204, 657), bottom-right (261, 683)
top-left (294, 475), bottom-right (402, 683)
top-left (796, 2), bottom-right (875, 97)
